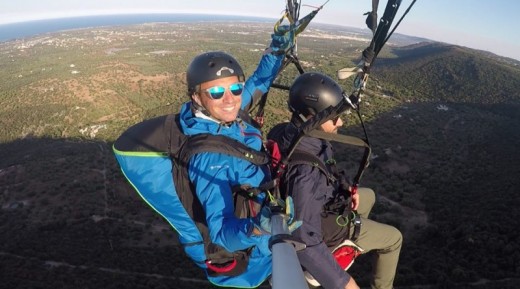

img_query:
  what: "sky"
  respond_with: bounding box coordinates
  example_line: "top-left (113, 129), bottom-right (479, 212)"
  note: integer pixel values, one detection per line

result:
top-left (1, 0), bottom-right (519, 60)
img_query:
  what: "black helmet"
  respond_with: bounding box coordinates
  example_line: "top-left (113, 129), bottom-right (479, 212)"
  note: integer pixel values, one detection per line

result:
top-left (186, 51), bottom-right (245, 95)
top-left (288, 72), bottom-right (344, 120)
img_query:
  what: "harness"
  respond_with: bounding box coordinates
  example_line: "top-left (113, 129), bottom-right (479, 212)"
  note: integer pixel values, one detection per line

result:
top-left (289, 150), bottom-right (362, 241)
top-left (267, 122), bottom-right (370, 241)
top-left (114, 113), bottom-right (271, 277)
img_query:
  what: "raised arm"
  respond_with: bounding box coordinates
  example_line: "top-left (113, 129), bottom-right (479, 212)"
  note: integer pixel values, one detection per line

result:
top-left (241, 27), bottom-right (294, 110)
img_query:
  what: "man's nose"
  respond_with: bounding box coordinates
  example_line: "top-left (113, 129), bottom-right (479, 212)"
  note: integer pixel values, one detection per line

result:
top-left (222, 89), bottom-right (238, 102)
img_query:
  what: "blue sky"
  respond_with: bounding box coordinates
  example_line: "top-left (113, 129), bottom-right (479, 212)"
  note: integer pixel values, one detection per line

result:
top-left (1, 0), bottom-right (519, 60)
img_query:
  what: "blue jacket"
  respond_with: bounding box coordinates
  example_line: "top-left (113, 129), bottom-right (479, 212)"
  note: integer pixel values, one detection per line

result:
top-left (114, 52), bottom-right (283, 288)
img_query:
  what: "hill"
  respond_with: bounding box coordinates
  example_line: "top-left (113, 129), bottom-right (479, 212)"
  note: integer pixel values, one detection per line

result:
top-left (373, 42), bottom-right (520, 106)
top-left (1, 22), bottom-right (519, 289)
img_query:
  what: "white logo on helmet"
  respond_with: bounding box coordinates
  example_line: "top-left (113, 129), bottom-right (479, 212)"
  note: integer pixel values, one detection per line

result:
top-left (216, 66), bottom-right (234, 76)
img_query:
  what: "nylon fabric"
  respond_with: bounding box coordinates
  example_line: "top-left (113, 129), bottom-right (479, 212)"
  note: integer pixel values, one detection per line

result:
top-left (113, 154), bottom-right (207, 261)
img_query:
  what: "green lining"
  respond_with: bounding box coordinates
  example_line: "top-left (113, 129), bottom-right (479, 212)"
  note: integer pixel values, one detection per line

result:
top-left (112, 144), bottom-right (168, 157)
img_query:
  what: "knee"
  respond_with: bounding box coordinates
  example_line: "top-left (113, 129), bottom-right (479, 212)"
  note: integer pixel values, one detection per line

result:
top-left (391, 227), bottom-right (403, 250)
top-left (359, 187), bottom-right (375, 208)
top-left (377, 226), bottom-right (402, 254)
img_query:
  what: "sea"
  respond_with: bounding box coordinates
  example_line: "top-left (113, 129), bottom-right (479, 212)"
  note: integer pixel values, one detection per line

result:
top-left (0, 14), bottom-right (273, 42)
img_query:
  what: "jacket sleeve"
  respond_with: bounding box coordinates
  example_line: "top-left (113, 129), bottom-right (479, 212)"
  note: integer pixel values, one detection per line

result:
top-left (241, 52), bottom-right (284, 111)
top-left (188, 151), bottom-right (270, 253)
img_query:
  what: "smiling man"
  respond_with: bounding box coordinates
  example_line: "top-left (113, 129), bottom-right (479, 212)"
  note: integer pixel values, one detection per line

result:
top-left (113, 26), bottom-right (298, 287)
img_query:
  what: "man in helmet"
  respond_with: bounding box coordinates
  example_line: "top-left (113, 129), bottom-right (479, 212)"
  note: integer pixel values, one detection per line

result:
top-left (175, 29), bottom-right (300, 286)
top-left (270, 72), bottom-right (402, 289)
top-left (114, 26), bottom-right (299, 288)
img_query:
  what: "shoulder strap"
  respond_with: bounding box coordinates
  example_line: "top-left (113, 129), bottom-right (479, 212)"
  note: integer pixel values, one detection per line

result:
top-left (173, 115), bottom-right (269, 166)
top-left (274, 149), bottom-right (336, 200)
top-left (307, 129), bottom-right (371, 188)
top-left (287, 149), bottom-right (335, 182)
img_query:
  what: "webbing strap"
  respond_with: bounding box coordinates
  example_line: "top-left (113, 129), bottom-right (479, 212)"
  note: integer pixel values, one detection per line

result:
top-left (288, 149), bottom-right (336, 184)
top-left (307, 130), bottom-right (371, 187)
top-left (350, 213), bottom-right (362, 241)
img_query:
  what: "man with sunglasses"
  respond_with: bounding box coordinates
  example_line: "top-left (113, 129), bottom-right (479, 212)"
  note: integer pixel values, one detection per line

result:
top-left (173, 30), bottom-right (299, 286)
top-left (114, 24), bottom-right (298, 287)
top-left (269, 72), bottom-right (402, 289)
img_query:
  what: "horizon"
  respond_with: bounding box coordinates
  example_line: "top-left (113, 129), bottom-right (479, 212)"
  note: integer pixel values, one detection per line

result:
top-left (0, 13), bottom-right (273, 42)
top-left (0, 0), bottom-right (519, 61)
top-left (0, 12), bottom-right (517, 63)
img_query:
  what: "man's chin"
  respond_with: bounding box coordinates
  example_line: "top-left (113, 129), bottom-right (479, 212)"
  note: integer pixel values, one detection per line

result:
top-left (218, 114), bottom-right (239, 123)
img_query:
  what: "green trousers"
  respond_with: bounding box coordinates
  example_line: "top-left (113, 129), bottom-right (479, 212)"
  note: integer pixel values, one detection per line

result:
top-left (355, 188), bottom-right (402, 289)
top-left (322, 188), bottom-right (403, 289)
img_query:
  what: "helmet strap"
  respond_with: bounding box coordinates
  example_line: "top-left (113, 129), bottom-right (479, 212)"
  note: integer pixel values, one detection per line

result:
top-left (290, 112), bottom-right (310, 127)
top-left (298, 113), bottom-right (309, 123)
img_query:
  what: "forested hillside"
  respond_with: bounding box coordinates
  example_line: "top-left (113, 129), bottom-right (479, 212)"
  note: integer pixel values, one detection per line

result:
top-left (373, 42), bottom-right (520, 106)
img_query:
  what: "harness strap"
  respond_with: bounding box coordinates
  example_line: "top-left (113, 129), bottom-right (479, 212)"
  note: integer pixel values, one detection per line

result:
top-left (286, 148), bottom-right (361, 241)
top-left (289, 150), bottom-right (335, 183)
top-left (288, 131), bottom-right (368, 241)
top-left (351, 213), bottom-right (362, 241)
top-left (307, 129), bottom-right (371, 188)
